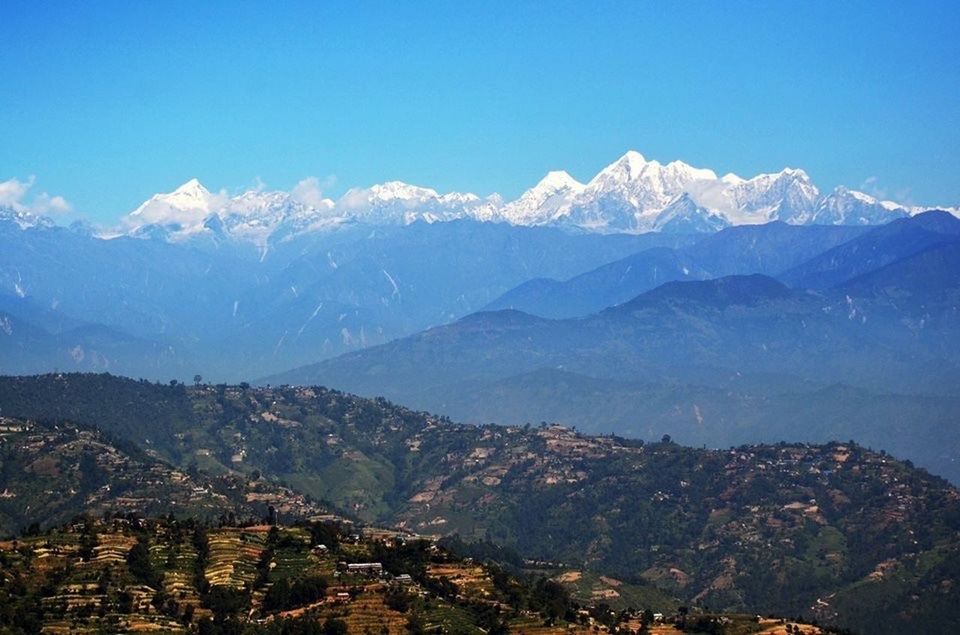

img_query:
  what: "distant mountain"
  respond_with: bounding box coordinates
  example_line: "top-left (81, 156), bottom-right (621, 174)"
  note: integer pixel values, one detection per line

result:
top-left (273, 270), bottom-right (960, 395)
top-left (0, 216), bottom-right (687, 380)
top-left (0, 309), bottom-right (184, 376)
top-left (109, 151), bottom-right (956, 245)
top-left (486, 222), bottom-right (869, 318)
top-left (687, 222), bottom-right (871, 277)
top-left (838, 241), bottom-right (960, 305)
top-left (619, 273), bottom-right (794, 310)
top-left (813, 186), bottom-right (911, 225)
top-left (269, 269), bottom-right (960, 481)
top-left (120, 177), bottom-right (501, 248)
top-left (485, 247), bottom-right (707, 318)
top-left (1, 162), bottom-right (957, 383)
top-left (781, 210), bottom-right (960, 289)
top-left (0, 205), bottom-right (56, 230)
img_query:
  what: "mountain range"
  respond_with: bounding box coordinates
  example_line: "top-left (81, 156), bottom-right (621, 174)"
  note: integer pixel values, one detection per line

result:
top-left (73, 150), bottom-right (958, 246)
top-left (2, 155), bottom-right (959, 489)
top-left (268, 212), bottom-right (960, 483)
top-left (0, 213), bottom-right (686, 379)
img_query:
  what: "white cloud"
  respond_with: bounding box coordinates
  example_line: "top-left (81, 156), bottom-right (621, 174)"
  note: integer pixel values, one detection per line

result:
top-left (860, 176), bottom-right (887, 200)
top-left (861, 176), bottom-right (915, 207)
top-left (0, 176), bottom-right (73, 215)
top-left (31, 193), bottom-right (73, 214)
top-left (248, 176), bottom-right (267, 193)
top-left (291, 176), bottom-right (336, 208)
top-left (0, 176), bottom-right (34, 209)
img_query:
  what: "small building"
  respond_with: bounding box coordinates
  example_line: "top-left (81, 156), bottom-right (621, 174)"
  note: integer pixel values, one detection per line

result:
top-left (344, 562), bottom-right (384, 577)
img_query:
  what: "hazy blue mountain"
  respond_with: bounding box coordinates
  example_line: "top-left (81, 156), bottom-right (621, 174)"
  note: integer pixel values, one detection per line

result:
top-left (0, 217), bottom-right (692, 380)
top-left (412, 367), bottom-right (960, 484)
top-left (485, 247), bottom-right (708, 318)
top-left (485, 222), bottom-right (869, 318)
top-left (781, 210), bottom-right (960, 289)
top-left (0, 221), bottom-right (256, 342)
top-left (686, 221), bottom-right (870, 276)
top-left (838, 241), bottom-right (960, 306)
top-left (268, 269), bottom-right (960, 481)
top-left (269, 272), bottom-right (960, 396)
top-left (0, 307), bottom-right (184, 376)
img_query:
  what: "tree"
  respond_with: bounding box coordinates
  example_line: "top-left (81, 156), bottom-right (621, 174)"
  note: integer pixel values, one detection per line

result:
top-left (194, 374), bottom-right (203, 386)
top-left (322, 618), bottom-right (348, 635)
top-left (384, 587), bottom-right (411, 613)
top-left (127, 536), bottom-right (162, 588)
top-left (406, 613), bottom-right (426, 635)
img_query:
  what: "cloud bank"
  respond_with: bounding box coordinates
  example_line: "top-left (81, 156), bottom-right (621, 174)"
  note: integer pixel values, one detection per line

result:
top-left (0, 176), bottom-right (73, 215)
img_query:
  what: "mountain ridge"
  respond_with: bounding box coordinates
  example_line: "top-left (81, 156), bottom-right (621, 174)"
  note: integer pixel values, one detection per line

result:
top-left (14, 150), bottom-right (953, 245)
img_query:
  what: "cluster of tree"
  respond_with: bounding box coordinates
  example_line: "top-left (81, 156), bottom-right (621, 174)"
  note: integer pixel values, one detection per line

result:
top-left (437, 534), bottom-right (524, 567)
top-left (262, 576), bottom-right (328, 612)
top-left (126, 535), bottom-right (163, 588)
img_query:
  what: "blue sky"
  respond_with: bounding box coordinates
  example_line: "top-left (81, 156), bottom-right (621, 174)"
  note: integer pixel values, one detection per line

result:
top-left (2, 0), bottom-right (959, 222)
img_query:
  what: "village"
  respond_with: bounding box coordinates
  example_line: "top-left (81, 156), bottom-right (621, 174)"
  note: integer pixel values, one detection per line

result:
top-left (0, 512), bottom-right (832, 634)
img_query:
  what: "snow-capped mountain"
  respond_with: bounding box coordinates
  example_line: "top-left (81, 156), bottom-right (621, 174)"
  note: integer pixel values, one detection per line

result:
top-left (812, 186), bottom-right (911, 225)
top-left (110, 150), bottom-right (957, 245)
top-left (0, 205), bottom-right (56, 230)
top-left (120, 178), bottom-right (504, 246)
top-left (122, 179), bottom-right (337, 246)
top-left (559, 151), bottom-right (719, 232)
top-left (713, 168), bottom-right (821, 225)
top-left (499, 170), bottom-right (585, 225)
top-left (652, 193), bottom-right (728, 234)
top-left (337, 181), bottom-right (502, 225)
top-left (126, 178), bottom-right (221, 229)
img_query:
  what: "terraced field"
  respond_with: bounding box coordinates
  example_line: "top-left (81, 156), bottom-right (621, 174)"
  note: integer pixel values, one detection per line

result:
top-left (427, 562), bottom-right (496, 600)
top-left (0, 517), bottom-right (833, 634)
top-left (204, 527), bottom-right (267, 588)
top-left (338, 592), bottom-right (408, 634)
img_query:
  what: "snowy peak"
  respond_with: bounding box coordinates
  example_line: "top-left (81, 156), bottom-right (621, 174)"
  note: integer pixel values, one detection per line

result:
top-left (0, 205), bottom-right (56, 230)
top-left (500, 170), bottom-right (585, 225)
top-left (366, 181), bottom-right (440, 202)
top-left (654, 193), bottom-right (729, 234)
top-left (596, 150), bottom-right (649, 181)
top-left (712, 167), bottom-right (821, 225)
top-left (590, 151), bottom-right (718, 188)
top-left (536, 170), bottom-right (584, 192)
top-left (115, 150), bottom-right (958, 244)
top-left (124, 179), bottom-right (221, 230)
top-left (122, 180), bottom-right (339, 247)
top-left (151, 178), bottom-right (211, 208)
top-left (813, 186), bottom-right (910, 226)
top-left (335, 180), bottom-right (492, 226)
top-left (172, 177), bottom-right (208, 197)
